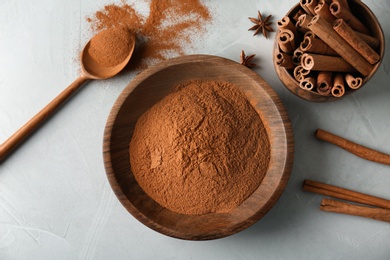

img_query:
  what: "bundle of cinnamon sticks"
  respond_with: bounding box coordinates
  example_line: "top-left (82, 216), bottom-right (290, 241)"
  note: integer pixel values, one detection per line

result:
top-left (276, 0), bottom-right (381, 98)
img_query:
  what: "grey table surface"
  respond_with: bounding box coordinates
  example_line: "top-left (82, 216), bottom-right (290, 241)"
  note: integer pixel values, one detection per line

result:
top-left (1, 0), bottom-right (390, 259)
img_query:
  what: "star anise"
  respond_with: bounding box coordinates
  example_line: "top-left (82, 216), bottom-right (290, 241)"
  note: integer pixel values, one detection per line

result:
top-left (240, 50), bottom-right (256, 67)
top-left (248, 11), bottom-right (274, 38)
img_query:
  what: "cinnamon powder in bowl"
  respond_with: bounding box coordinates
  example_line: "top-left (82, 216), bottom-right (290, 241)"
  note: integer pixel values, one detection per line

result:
top-left (129, 80), bottom-right (270, 215)
top-left (103, 55), bottom-right (293, 240)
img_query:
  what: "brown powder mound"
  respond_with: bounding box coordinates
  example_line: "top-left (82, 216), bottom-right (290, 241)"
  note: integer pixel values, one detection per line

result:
top-left (129, 80), bottom-right (270, 215)
top-left (88, 27), bottom-right (132, 67)
top-left (86, 1), bottom-right (211, 69)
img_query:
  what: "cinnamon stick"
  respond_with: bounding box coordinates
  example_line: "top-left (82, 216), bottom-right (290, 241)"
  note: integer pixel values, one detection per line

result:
top-left (294, 65), bottom-right (310, 81)
top-left (321, 199), bottom-right (390, 223)
top-left (356, 32), bottom-right (380, 49)
top-left (303, 179), bottom-right (390, 209)
top-left (307, 15), bottom-right (374, 76)
top-left (278, 30), bottom-right (295, 54)
top-left (294, 66), bottom-right (304, 81)
top-left (329, 1), bottom-right (370, 35)
top-left (300, 36), bottom-right (339, 56)
top-left (304, 179), bottom-right (390, 223)
top-left (314, 0), bottom-right (336, 24)
top-left (316, 71), bottom-right (332, 95)
top-left (296, 14), bottom-right (313, 32)
top-left (277, 16), bottom-right (297, 35)
top-left (333, 19), bottom-right (380, 65)
top-left (331, 73), bottom-right (345, 97)
top-left (345, 74), bottom-right (363, 89)
top-left (304, 30), bottom-right (316, 39)
top-left (332, 0), bottom-right (350, 11)
top-left (306, 0), bottom-right (318, 15)
top-left (315, 128), bottom-right (390, 166)
top-left (292, 9), bottom-right (305, 22)
top-left (301, 53), bottom-right (355, 72)
top-left (293, 48), bottom-right (304, 65)
top-left (300, 0), bottom-right (316, 15)
top-left (300, 76), bottom-right (317, 91)
top-left (275, 51), bottom-right (295, 69)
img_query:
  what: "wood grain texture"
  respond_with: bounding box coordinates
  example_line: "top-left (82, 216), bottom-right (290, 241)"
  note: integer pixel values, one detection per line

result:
top-left (103, 54), bottom-right (294, 240)
top-left (273, 1), bottom-right (384, 102)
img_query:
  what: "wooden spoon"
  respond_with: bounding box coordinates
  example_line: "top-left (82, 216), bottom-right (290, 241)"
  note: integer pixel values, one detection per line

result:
top-left (0, 30), bottom-right (135, 161)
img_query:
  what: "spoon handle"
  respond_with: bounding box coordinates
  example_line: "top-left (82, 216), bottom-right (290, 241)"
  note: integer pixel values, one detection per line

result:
top-left (0, 75), bottom-right (89, 162)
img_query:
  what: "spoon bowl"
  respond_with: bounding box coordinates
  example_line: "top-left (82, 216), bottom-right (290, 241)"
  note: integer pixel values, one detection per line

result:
top-left (81, 32), bottom-right (136, 79)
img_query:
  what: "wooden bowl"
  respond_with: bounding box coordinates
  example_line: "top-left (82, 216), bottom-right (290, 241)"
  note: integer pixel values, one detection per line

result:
top-left (274, 1), bottom-right (385, 102)
top-left (103, 55), bottom-right (294, 240)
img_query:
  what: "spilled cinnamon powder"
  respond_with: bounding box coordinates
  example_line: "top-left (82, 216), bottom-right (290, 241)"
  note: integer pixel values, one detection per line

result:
top-left (87, 0), bottom-right (212, 69)
top-left (129, 80), bottom-right (270, 215)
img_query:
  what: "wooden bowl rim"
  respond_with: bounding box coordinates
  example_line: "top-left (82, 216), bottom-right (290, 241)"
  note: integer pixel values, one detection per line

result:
top-left (273, 0), bottom-right (385, 102)
top-left (103, 54), bottom-right (294, 240)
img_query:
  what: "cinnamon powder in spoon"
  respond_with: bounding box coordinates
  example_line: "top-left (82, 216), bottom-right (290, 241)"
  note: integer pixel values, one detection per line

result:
top-left (88, 27), bottom-right (132, 67)
top-left (129, 80), bottom-right (270, 215)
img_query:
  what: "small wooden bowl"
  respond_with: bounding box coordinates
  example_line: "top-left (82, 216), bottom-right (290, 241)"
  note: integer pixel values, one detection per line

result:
top-left (103, 55), bottom-right (294, 240)
top-left (274, 1), bottom-right (385, 102)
